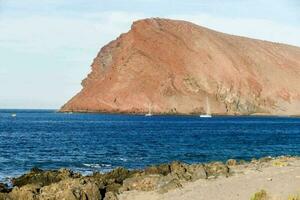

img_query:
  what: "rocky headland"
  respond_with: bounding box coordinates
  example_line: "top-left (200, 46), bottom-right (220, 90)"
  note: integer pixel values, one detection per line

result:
top-left (1, 156), bottom-right (300, 200)
top-left (61, 18), bottom-right (300, 116)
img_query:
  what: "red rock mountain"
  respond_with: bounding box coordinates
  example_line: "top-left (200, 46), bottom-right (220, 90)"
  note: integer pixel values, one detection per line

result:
top-left (61, 18), bottom-right (300, 115)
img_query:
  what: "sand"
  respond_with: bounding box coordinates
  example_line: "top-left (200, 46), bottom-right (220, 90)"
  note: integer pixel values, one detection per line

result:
top-left (119, 159), bottom-right (300, 200)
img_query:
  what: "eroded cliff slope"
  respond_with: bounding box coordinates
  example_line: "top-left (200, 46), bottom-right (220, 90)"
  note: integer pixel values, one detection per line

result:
top-left (61, 18), bottom-right (300, 115)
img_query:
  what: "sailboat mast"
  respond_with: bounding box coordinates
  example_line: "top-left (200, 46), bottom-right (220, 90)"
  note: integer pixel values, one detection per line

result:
top-left (206, 97), bottom-right (211, 115)
top-left (149, 104), bottom-right (152, 114)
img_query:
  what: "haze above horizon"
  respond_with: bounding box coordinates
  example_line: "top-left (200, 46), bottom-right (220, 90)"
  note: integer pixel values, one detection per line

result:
top-left (0, 0), bottom-right (300, 109)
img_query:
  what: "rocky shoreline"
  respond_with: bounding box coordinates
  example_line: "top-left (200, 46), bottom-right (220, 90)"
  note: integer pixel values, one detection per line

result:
top-left (60, 109), bottom-right (300, 117)
top-left (0, 156), bottom-right (297, 200)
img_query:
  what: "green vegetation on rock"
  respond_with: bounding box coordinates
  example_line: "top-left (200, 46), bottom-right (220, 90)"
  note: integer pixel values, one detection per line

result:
top-left (250, 190), bottom-right (268, 200)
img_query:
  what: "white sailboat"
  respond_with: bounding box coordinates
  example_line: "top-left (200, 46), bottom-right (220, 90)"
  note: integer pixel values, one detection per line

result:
top-left (145, 104), bottom-right (153, 117)
top-left (200, 97), bottom-right (212, 118)
top-left (11, 113), bottom-right (17, 118)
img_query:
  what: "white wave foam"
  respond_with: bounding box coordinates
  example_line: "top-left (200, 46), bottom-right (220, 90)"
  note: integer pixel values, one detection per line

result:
top-left (83, 163), bottom-right (112, 168)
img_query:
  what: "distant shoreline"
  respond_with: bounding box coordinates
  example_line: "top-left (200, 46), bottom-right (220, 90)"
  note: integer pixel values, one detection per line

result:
top-left (59, 109), bottom-right (300, 117)
top-left (1, 108), bottom-right (300, 117)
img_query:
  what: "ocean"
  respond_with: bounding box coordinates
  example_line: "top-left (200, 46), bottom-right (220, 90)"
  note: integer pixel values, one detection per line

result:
top-left (0, 109), bottom-right (300, 183)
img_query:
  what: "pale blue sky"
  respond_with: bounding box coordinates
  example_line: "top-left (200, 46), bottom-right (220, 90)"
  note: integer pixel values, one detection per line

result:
top-left (0, 0), bottom-right (300, 109)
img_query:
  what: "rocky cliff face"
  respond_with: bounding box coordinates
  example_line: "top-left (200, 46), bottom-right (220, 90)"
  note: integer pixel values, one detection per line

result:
top-left (61, 18), bottom-right (300, 115)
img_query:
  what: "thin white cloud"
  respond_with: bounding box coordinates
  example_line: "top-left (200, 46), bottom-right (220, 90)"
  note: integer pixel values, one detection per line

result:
top-left (0, 11), bottom-right (145, 54)
top-left (0, 11), bottom-right (146, 109)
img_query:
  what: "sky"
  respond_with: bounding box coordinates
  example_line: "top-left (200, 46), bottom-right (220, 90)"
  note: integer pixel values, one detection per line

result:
top-left (0, 0), bottom-right (300, 109)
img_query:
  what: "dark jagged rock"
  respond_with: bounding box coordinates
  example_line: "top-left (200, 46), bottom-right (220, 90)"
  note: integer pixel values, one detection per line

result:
top-left (121, 174), bottom-right (162, 192)
top-left (90, 167), bottom-right (140, 192)
top-left (186, 164), bottom-right (207, 181)
top-left (144, 164), bottom-right (171, 176)
top-left (204, 162), bottom-right (230, 177)
top-left (157, 178), bottom-right (182, 194)
top-left (12, 168), bottom-right (80, 188)
top-left (0, 183), bottom-right (11, 193)
top-left (144, 161), bottom-right (207, 181)
top-left (38, 178), bottom-right (101, 200)
top-left (102, 167), bottom-right (134, 184)
top-left (9, 184), bottom-right (40, 200)
top-left (103, 191), bottom-right (118, 200)
top-left (120, 161), bottom-right (207, 193)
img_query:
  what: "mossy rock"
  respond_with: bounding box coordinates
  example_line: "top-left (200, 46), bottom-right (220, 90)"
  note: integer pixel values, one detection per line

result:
top-left (101, 167), bottom-right (140, 185)
top-left (12, 168), bottom-right (80, 188)
top-left (105, 183), bottom-right (122, 193)
top-left (258, 157), bottom-right (273, 163)
top-left (145, 164), bottom-right (171, 176)
top-left (204, 162), bottom-right (229, 177)
top-left (288, 194), bottom-right (300, 200)
top-left (271, 160), bottom-right (289, 167)
top-left (103, 191), bottom-right (118, 200)
top-left (226, 159), bottom-right (237, 166)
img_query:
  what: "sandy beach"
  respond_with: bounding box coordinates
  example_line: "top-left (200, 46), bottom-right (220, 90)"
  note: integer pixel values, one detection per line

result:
top-left (119, 157), bottom-right (300, 200)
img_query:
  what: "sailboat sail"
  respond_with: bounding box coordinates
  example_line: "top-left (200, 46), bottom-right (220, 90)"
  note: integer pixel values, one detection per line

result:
top-left (145, 103), bottom-right (153, 117)
top-left (200, 97), bottom-right (212, 118)
top-left (206, 97), bottom-right (211, 115)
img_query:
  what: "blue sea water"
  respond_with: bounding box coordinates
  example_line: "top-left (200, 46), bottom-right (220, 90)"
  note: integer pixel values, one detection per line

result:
top-left (0, 109), bottom-right (300, 182)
